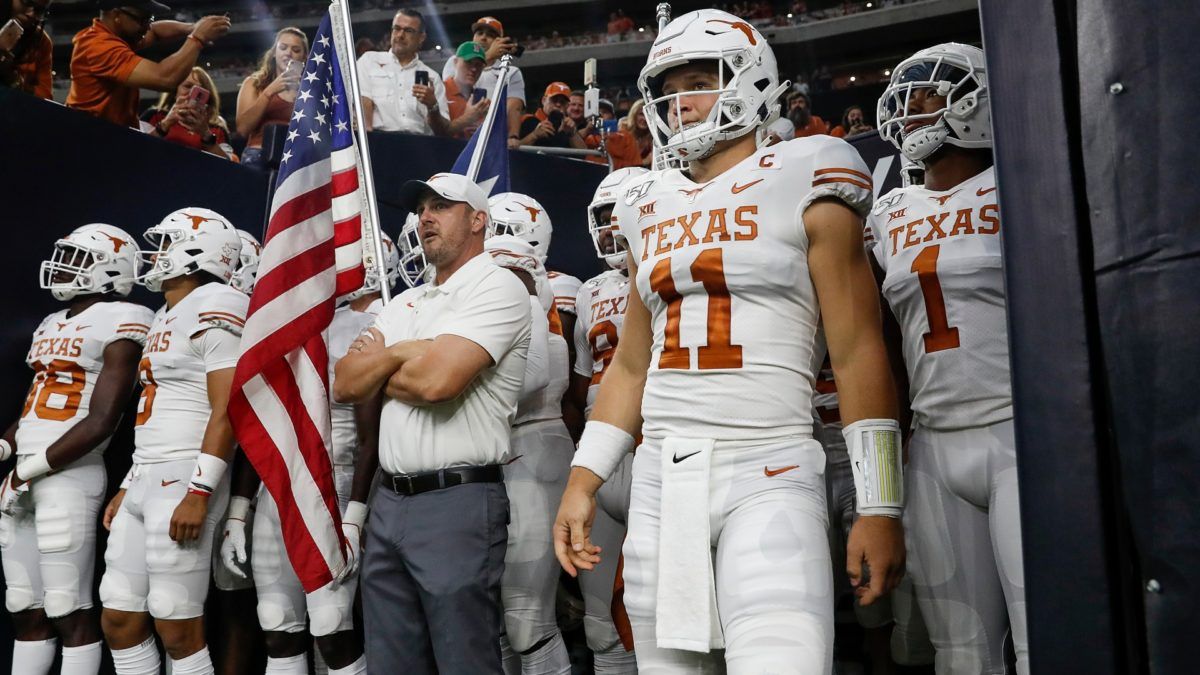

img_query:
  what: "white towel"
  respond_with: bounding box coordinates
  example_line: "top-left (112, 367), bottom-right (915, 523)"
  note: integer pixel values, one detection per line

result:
top-left (655, 437), bottom-right (723, 652)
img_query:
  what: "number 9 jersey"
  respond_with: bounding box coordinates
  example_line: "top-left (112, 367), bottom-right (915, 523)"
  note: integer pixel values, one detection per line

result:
top-left (18, 301), bottom-right (155, 456)
top-left (864, 166), bottom-right (1012, 430)
top-left (614, 136), bottom-right (874, 442)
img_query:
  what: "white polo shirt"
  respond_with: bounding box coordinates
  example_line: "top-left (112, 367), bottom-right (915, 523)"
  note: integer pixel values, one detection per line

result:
top-left (356, 50), bottom-right (450, 135)
top-left (372, 253), bottom-right (532, 474)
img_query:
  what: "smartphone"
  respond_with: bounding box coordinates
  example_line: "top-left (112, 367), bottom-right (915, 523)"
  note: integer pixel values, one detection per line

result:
top-left (470, 88), bottom-right (486, 104)
top-left (0, 18), bottom-right (24, 52)
top-left (188, 86), bottom-right (210, 107)
top-left (513, 44), bottom-right (526, 58)
top-left (414, 70), bottom-right (430, 87)
top-left (548, 110), bottom-right (564, 131)
top-left (602, 119), bottom-right (619, 134)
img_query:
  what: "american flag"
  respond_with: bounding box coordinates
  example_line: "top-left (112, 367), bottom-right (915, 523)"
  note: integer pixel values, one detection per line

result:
top-left (228, 11), bottom-right (367, 592)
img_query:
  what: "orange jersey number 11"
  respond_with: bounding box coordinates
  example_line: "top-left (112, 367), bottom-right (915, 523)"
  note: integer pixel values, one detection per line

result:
top-left (650, 248), bottom-right (744, 370)
top-left (911, 244), bottom-right (961, 353)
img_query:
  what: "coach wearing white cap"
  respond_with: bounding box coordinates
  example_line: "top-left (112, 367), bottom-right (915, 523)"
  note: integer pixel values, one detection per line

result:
top-left (333, 173), bottom-right (532, 674)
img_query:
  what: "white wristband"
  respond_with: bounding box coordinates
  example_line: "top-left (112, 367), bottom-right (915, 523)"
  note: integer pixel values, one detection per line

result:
top-left (119, 467), bottom-right (134, 490)
top-left (843, 418), bottom-right (904, 518)
top-left (0, 439), bottom-right (12, 462)
top-left (571, 421), bottom-right (636, 482)
top-left (188, 454), bottom-right (228, 495)
top-left (227, 496), bottom-right (252, 521)
top-left (15, 452), bottom-right (53, 482)
top-left (343, 501), bottom-right (368, 530)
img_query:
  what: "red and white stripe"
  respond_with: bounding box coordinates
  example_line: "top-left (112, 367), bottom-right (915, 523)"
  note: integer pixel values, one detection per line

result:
top-left (229, 143), bottom-right (366, 592)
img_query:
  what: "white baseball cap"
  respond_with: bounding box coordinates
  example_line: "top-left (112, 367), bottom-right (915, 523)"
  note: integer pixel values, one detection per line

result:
top-left (399, 173), bottom-right (490, 215)
top-left (767, 117), bottom-right (795, 141)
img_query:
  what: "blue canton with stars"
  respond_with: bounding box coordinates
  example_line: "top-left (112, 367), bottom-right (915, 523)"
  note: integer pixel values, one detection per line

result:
top-left (275, 13), bottom-right (354, 186)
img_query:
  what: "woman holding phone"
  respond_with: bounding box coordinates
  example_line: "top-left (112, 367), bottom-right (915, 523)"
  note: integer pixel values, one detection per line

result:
top-left (236, 26), bottom-right (307, 169)
top-left (144, 66), bottom-right (235, 160)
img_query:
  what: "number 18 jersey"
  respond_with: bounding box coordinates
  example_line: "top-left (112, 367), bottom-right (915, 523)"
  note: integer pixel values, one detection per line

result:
top-left (613, 137), bottom-right (874, 442)
top-left (865, 166), bottom-right (1012, 430)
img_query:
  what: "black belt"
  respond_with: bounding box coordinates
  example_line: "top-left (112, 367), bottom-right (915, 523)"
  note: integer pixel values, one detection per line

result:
top-left (382, 464), bottom-right (503, 496)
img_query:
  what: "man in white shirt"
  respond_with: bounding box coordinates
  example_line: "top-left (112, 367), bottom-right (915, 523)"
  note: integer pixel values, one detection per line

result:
top-left (356, 8), bottom-right (450, 136)
top-left (334, 173), bottom-right (532, 674)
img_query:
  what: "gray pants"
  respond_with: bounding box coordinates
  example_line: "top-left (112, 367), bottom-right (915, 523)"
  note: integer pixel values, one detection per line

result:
top-left (363, 480), bottom-right (509, 674)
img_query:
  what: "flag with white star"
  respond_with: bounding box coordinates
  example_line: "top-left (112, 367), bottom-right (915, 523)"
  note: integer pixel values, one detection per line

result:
top-left (451, 81), bottom-right (510, 196)
top-left (230, 10), bottom-right (367, 594)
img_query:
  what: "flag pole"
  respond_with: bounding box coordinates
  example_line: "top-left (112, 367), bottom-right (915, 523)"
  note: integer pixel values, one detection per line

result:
top-left (330, 0), bottom-right (391, 304)
top-left (466, 54), bottom-right (513, 182)
top-left (653, 3), bottom-right (673, 171)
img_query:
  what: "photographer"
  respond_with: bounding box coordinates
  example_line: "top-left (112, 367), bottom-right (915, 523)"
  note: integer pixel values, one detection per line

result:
top-left (65, 0), bottom-right (231, 128)
top-left (444, 41), bottom-right (490, 139)
top-left (0, 0), bottom-right (52, 99)
top-left (442, 16), bottom-right (527, 146)
top-left (144, 66), bottom-right (234, 160)
top-left (830, 104), bottom-right (875, 138)
top-left (357, 8), bottom-right (449, 136)
top-left (517, 82), bottom-right (587, 150)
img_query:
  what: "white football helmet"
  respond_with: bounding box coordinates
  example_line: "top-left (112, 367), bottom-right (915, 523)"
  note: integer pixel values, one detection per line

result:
top-left (345, 231), bottom-right (400, 301)
top-left (40, 223), bottom-right (140, 301)
top-left (230, 229), bottom-right (262, 295)
top-left (138, 207), bottom-right (242, 292)
top-left (638, 9), bottom-right (788, 163)
top-left (487, 192), bottom-right (553, 263)
top-left (588, 167), bottom-right (649, 270)
top-left (877, 43), bottom-right (991, 162)
top-left (397, 213), bottom-right (431, 288)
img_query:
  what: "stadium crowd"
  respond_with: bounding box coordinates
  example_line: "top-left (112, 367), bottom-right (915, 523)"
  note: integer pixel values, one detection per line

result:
top-left (0, 2), bottom-right (1022, 675)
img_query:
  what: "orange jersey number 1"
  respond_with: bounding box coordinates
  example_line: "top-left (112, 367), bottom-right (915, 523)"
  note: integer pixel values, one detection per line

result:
top-left (911, 244), bottom-right (961, 353)
top-left (650, 248), bottom-right (744, 370)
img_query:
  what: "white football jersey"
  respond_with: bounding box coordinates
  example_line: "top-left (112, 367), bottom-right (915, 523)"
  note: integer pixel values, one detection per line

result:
top-left (134, 283), bottom-right (248, 464)
top-left (547, 271), bottom-right (582, 316)
top-left (573, 270), bottom-right (631, 416)
top-left (615, 136), bottom-right (874, 442)
top-left (17, 301), bottom-right (154, 455)
top-left (865, 166), bottom-right (1012, 430)
top-left (328, 303), bottom-right (381, 466)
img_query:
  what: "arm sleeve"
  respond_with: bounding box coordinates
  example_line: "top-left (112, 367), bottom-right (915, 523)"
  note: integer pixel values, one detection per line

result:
top-left (106, 305), bottom-right (155, 348)
top-left (573, 289), bottom-right (594, 378)
top-left (190, 327), bottom-right (242, 372)
top-left (795, 137), bottom-right (875, 247)
top-left (507, 68), bottom-right (526, 103)
top-left (518, 297), bottom-right (551, 402)
top-left (84, 37), bottom-right (145, 84)
top-left (436, 272), bottom-right (531, 364)
top-left (355, 54), bottom-right (376, 101)
top-left (441, 56), bottom-right (457, 81)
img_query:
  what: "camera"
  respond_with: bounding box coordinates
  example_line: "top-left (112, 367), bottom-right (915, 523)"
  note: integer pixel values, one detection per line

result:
top-left (547, 110), bottom-right (564, 131)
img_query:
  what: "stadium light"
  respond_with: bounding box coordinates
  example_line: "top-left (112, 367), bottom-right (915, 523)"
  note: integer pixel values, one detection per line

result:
top-left (638, 27), bottom-right (645, 32)
top-left (787, 13), bottom-right (793, 18)
top-left (884, 69), bottom-right (891, 76)
top-left (849, 76), bottom-right (857, 82)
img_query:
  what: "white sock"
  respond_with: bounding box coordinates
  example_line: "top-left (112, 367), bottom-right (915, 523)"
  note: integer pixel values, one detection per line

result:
top-left (61, 641), bottom-right (104, 675)
top-left (265, 653), bottom-right (308, 674)
top-left (500, 634), bottom-right (522, 675)
top-left (592, 642), bottom-right (637, 674)
top-left (111, 637), bottom-right (160, 675)
top-left (328, 655), bottom-right (367, 675)
top-left (170, 646), bottom-right (214, 675)
top-left (521, 632), bottom-right (571, 675)
top-left (13, 638), bottom-right (58, 675)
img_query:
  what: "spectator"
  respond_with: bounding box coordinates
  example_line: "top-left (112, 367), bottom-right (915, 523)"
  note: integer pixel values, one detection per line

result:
top-left (606, 12), bottom-right (621, 43)
top-left (610, 98), bottom-right (654, 168)
top-left (145, 66), bottom-right (235, 160)
top-left (355, 36), bottom-right (374, 59)
top-left (765, 116), bottom-right (795, 146)
top-left (517, 81), bottom-right (586, 150)
top-left (614, 9), bottom-right (635, 36)
top-left (441, 16), bottom-right (527, 146)
top-left (0, 0), bottom-right (53, 99)
top-left (830, 103), bottom-right (875, 137)
top-left (236, 26), bottom-right (307, 169)
top-left (787, 92), bottom-right (829, 137)
top-left (357, 8), bottom-right (450, 136)
top-left (444, 41), bottom-right (490, 138)
top-left (66, 0), bottom-right (231, 128)
top-left (567, 89), bottom-right (587, 130)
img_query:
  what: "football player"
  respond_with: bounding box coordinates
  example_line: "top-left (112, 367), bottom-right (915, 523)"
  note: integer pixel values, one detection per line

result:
top-left (487, 196), bottom-right (574, 675)
top-left (870, 43), bottom-right (1025, 675)
top-left (97, 207), bottom-right (246, 675)
top-left (554, 9), bottom-right (905, 672)
top-left (0, 224), bottom-right (151, 675)
top-left (219, 235), bottom-right (400, 675)
top-left (567, 167), bottom-right (648, 675)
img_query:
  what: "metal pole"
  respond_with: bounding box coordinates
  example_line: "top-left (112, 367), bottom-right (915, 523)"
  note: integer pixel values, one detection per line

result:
top-left (331, 0), bottom-right (391, 304)
top-left (653, 3), bottom-right (673, 171)
top-left (466, 54), bottom-right (513, 182)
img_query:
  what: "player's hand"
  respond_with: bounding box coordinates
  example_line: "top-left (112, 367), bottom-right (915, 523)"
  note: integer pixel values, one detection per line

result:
top-left (103, 489), bottom-right (126, 531)
top-left (846, 514), bottom-right (905, 606)
top-left (169, 492), bottom-right (210, 544)
top-left (553, 470), bottom-right (603, 576)
top-left (0, 471), bottom-right (29, 517)
top-left (191, 15), bottom-right (232, 44)
top-left (220, 517), bottom-right (249, 578)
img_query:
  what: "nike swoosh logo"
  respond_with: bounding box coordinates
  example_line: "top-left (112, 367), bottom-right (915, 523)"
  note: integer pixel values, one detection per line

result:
top-left (165, 317), bottom-right (176, 324)
top-left (161, 479), bottom-right (181, 487)
top-left (76, 325), bottom-right (91, 331)
top-left (764, 465), bottom-right (799, 477)
top-left (505, 454), bottom-right (524, 465)
top-left (977, 186), bottom-right (997, 196)
top-left (731, 179), bottom-right (764, 194)
top-left (672, 450), bottom-right (701, 464)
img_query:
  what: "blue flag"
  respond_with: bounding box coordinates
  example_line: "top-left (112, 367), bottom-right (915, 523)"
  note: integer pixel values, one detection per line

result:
top-left (451, 83), bottom-right (510, 196)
